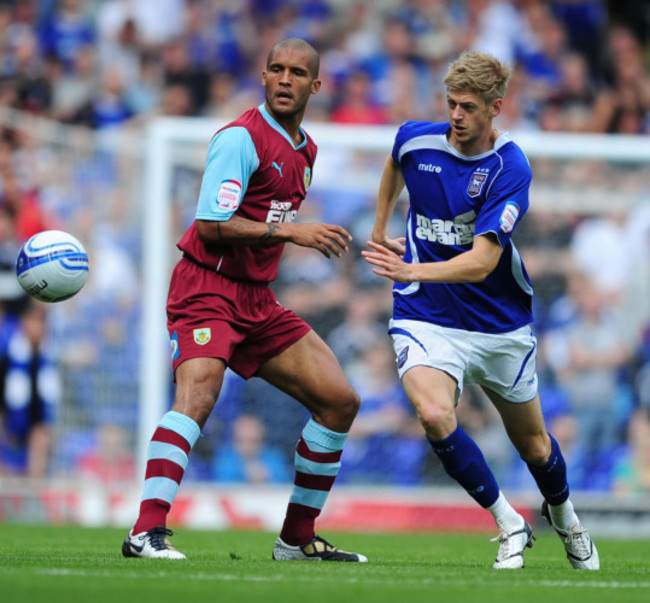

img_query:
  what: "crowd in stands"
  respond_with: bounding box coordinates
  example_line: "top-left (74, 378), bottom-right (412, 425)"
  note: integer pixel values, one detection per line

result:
top-left (1, 1), bottom-right (650, 496)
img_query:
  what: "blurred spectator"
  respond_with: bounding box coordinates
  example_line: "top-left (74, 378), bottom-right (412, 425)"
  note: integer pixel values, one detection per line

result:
top-left (95, 0), bottom-right (185, 49)
top-left (544, 270), bottom-right (633, 489)
top-left (0, 157), bottom-right (50, 239)
top-left (600, 26), bottom-right (650, 134)
top-left (211, 413), bottom-right (291, 484)
top-left (159, 37), bottom-right (210, 115)
top-left (201, 71), bottom-right (258, 120)
top-left (339, 339), bottom-right (425, 486)
top-left (331, 69), bottom-right (389, 125)
top-left (549, 0), bottom-right (608, 78)
top-left (77, 422), bottom-right (136, 484)
top-left (466, 0), bottom-right (541, 69)
top-left (69, 67), bottom-right (134, 129)
top-left (612, 407), bottom-right (650, 498)
top-left (37, 0), bottom-right (95, 73)
top-left (539, 51), bottom-right (611, 133)
top-left (0, 299), bottom-right (60, 477)
top-left (326, 289), bottom-right (387, 366)
top-left (360, 15), bottom-right (433, 121)
top-left (50, 43), bottom-right (96, 121)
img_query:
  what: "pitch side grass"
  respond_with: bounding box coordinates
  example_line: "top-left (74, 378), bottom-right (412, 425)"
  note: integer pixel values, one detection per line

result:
top-left (1, 524), bottom-right (648, 603)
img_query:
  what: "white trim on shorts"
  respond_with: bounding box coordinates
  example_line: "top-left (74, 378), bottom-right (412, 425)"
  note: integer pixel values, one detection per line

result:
top-left (389, 318), bottom-right (539, 403)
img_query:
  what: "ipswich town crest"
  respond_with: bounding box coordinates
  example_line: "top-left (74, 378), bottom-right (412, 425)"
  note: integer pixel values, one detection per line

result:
top-left (467, 169), bottom-right (488, 197)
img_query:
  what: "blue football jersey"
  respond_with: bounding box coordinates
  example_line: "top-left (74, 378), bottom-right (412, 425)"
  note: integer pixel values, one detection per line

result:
top-left (392, 121), bottom-right (534, 333)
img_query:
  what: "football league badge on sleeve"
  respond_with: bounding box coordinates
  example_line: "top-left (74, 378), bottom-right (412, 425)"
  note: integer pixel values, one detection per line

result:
top-left (499, 201), bottom-right (520, 233)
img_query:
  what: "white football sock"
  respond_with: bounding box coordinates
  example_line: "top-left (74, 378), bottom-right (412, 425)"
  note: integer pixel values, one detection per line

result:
top-left (548, 499), bottom-right (580, 530)
top-left (488, 491), bottom-right (524, 532)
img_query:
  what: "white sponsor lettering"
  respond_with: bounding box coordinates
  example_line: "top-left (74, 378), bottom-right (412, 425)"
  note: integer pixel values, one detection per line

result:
top-left (418, 163), bottom-right (442, 173)
top-left (270, 200), bottom-right (293, 211)
top-left (414, 211), bottom-right (476, 245)
top-left (266, 200), bottom-right (296, 223)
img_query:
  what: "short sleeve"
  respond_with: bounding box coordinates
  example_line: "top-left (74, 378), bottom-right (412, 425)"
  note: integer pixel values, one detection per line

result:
top-left (195, 127), bottom-right (260, 221)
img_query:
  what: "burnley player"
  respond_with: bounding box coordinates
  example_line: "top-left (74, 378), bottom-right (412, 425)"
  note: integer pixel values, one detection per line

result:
top-left (122, 38), bottom-right (367, 562)
top-left (362, 50), bottom-right (598, 570)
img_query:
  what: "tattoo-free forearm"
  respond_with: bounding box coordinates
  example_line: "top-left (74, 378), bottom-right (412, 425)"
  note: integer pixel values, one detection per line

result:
top-left (372, 156), bottom-right (405, 241)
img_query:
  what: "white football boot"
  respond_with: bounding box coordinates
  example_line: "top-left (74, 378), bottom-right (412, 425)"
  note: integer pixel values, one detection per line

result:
top-left (122, 526), bottom-right (186, 560)
top-left (542, 501), bottom-right (600, 570)
top-left (492, 519), bottom-right (536, 569)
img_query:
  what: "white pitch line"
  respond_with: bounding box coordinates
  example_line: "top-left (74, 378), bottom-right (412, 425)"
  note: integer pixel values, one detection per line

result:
top-left (13, 568), bottom-right (648, 590)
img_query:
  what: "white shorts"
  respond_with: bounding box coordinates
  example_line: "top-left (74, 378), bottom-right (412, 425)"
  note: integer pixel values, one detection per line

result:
top-left (389, 319), bottom-right (539, 403)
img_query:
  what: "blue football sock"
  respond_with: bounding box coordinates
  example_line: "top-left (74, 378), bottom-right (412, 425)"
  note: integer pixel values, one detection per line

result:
top-left (427, 426), bottom-right (499, 508)
top-left (526, 434), bottom-right (570, 506)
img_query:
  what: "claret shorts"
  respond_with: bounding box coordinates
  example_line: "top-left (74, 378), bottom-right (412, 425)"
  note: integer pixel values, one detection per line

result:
top-left (167, 257), bottom-right (311, 379)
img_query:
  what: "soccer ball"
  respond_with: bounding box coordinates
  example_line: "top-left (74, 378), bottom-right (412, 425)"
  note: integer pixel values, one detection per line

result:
top-left (15, 230), bottom-right (89, 303)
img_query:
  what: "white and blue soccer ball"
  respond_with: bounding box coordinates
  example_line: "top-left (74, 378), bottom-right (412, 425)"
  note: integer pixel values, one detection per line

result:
top-left (15, 230), bottom-right (89, 303)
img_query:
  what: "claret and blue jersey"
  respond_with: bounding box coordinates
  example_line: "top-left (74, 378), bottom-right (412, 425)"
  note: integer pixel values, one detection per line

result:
top-left (392, 120), bottom-right (534, 333)
top-left (177, 104), bottom-right (317, 284)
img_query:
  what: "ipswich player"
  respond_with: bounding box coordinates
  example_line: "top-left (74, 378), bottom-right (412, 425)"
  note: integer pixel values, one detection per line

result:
top-left (363, 50), bottom-right (599, 570)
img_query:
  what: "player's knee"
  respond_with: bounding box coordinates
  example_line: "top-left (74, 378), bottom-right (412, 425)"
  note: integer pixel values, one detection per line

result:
top-left (317, 387), bottom-right (360, 432)
top-left (173, 387), bottom-right (219, 425)
top-left (335, 387), bottom-right (361, 421)
top-left (517, 433), bottom-right (551, 465)
top-left (417, 404), bottom-right (455, 435)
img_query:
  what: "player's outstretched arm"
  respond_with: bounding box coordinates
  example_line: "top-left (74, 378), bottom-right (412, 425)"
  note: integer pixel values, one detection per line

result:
top-left (196, 216), bottom-right (352, 258)
top-left (362, 234), bottom-right (503, 283)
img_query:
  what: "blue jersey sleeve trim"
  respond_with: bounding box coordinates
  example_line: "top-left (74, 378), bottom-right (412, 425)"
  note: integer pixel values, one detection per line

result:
top-left (195, 127), bottom-right (259, 221)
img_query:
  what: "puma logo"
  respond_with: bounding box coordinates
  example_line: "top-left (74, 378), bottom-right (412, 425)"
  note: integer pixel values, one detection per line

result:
top-left (271, 161), bottom-right (284, 177)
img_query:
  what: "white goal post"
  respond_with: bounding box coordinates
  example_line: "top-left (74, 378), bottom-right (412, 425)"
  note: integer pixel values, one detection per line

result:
top-left (140, 118), bottom-right (650, 469)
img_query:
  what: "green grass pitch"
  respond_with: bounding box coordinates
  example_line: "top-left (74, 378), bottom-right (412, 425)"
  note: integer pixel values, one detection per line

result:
top-left (1, 524), bottom-right (649, 603)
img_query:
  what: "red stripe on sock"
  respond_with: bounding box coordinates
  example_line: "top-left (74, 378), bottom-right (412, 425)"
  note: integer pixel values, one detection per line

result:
top-left (296, 438), bottom-right (342, 463)
top-left (280, 502), bottom-right (320, 546)
top-left (152, 427), bottom-right (192, 454)
top-left (145, 458), bottom-right (185, 483)
top-left (294, 471), bottom-right (336, 491)
top-left (132, 498), bottom-right (171, 534)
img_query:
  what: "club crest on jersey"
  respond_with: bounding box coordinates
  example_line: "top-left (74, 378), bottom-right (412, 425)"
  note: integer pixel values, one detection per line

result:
top-left (303, 167), bottom-right (311, 191)
top-left (467, 169), bottom-right (488, 197)
top-left (499, 201), bottom-right (520, 233)
top-left (193, 328), bottom-right (211, 345)
top-left (217, 179), bottom-right (242, 211)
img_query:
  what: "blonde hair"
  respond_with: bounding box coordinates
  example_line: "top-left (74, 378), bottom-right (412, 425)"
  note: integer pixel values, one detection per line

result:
top-left (444, 51), bottom-right (511, 104)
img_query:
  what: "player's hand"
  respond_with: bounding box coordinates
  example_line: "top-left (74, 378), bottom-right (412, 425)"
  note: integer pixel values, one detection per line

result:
top-left (288, 223), bottom-right (352, 258)
top-left (371, 235), bottom-right (406, 257)
top-left (362, 241), bottom-right (413, 282)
